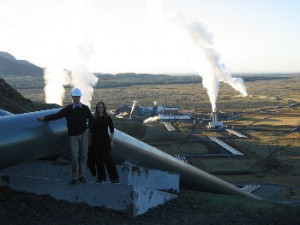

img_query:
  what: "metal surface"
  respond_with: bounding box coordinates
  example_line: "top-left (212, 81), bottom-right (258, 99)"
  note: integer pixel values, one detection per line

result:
top-left (0, 109), bottom-right (68, 169)
top-left (0, 108), bottom-right (260, 199)
top-left (112, 130), bottom-right (259, 199)
top-left (0, 109), bottom-right (13, 117)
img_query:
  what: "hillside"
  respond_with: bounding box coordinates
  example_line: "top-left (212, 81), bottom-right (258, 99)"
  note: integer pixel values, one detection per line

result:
top-left (0, 73), bottom-right (299, 224)
top-left (1, 186), bottom-right (300, 225)
top-left (0, 51), bottom-right (43, 76)
top-left (0, 78), bottom-right (39, 113)
top-left (0, 78), bottom-right (57, 113)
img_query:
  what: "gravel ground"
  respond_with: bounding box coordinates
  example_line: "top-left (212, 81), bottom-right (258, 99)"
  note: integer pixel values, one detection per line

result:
top-left (1, 187), bottom-right (300, 225)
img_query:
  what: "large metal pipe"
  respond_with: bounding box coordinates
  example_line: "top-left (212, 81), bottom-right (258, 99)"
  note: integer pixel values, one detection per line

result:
top-left (0, 109), bottom-right (68, 169)
top-left (0, 109), bottom-right (260, 199)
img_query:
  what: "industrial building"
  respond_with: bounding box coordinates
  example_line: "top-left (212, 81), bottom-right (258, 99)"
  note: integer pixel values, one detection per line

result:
top-left (116, 101), bottom-right (182, 122)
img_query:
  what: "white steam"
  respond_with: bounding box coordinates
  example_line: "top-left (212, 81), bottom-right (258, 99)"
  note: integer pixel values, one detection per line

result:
top-left (143, 116), bottom-right (160, 124)
top-left (43, 0), bottom-right (98, 107)
top-left (130, 100), bottom-right (138, 116)
top-left (185, 21), bottom-right (248, 111)
top-left (43, 67), bottom-right (70, 106)
top-left (147, 0), bottom-right (248, 112)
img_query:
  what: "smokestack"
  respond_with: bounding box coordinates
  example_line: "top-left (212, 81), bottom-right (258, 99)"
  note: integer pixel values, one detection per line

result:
top-left (153, 100), bottom-right (158, 113)
top-left (209, 109), bottom-right (224, 129)
top-left (212, 110), bottom-right (218, 122)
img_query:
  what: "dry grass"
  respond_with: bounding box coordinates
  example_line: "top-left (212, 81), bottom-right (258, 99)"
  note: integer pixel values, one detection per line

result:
top-left (2, 74), bottom-right (300, 112)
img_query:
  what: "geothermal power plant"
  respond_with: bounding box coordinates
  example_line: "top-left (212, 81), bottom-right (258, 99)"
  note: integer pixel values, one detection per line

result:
top-left (0, 108), bottom-right (260, 215)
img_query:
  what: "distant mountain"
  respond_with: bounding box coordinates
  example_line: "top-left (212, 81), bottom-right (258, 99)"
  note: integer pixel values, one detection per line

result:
top-left (0, 51), bottom-right (43, 76)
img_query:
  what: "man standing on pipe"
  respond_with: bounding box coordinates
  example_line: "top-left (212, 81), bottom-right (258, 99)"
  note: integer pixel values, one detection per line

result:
top-left (38, 87), bottom-right (94, 185)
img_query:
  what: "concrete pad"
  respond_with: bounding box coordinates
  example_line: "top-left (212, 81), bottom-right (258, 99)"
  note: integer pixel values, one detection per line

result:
top-left (1, 160), bottom-right (179, 192)
top-left (0, 160), bottom-right (179, 216)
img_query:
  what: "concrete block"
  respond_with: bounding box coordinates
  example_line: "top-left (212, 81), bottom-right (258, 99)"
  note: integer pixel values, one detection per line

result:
top-left (1, 160), bottom-right (179, 193)
top-left (118, 164), bottom-right (179, 193)
top-left (0, 160), bottom-right (179, 216)
top-left (4, 175), bottom-right (176, 216)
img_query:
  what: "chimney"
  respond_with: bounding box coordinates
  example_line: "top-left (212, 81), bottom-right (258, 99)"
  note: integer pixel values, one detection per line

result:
top-left (212, 111), bottom-right (218, 122)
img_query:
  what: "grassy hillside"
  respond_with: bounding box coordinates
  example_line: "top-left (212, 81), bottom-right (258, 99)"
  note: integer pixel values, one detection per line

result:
top-left (1, 186), bottom-right (300, 225)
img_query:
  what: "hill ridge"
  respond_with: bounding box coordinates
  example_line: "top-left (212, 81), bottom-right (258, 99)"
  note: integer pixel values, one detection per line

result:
top-left (0, 51), bottom-right (43, 76)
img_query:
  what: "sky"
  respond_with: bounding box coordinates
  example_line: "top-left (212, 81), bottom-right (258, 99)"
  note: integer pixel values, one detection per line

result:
top-left (0, 0), bottom-right (300, 75)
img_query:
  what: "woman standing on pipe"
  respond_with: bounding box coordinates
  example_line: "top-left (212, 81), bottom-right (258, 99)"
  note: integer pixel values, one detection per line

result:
top-left (88, 101), bottom-right (119, 183)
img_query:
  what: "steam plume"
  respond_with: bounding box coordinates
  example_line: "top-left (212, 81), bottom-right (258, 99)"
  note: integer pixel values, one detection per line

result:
top-left (44, 67), bottom-right (70, 106)
top-left (147, 0), bottom-right (248, 112)
top-left (186, 21), bottom-right (248, 111)
top-left (130, 100), bottom-right (138, 119)
top-left (43, 0), bottom-right (98, 107)
top-left (143, 116), bottom-right (160, 124)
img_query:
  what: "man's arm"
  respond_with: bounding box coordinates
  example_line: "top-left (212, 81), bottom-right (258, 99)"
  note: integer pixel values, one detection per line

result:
top-left (38, 108), bottom-right (67, 121)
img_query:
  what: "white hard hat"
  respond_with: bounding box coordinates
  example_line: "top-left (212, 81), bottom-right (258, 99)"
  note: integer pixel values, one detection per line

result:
top-left (70, 88), bottom-right (82, 97)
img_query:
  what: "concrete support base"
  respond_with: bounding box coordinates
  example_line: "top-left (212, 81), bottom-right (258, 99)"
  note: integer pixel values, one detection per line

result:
top-left (0, 160), bottom-right (179, 217)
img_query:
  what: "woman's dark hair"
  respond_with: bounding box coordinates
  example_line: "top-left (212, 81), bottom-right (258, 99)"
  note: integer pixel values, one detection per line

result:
top-left (95, 101), bottom-right (108, 118)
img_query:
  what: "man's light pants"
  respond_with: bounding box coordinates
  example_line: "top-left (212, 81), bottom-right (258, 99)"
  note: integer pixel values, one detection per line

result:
top-left (70, 132), bottom-right (88, 180)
